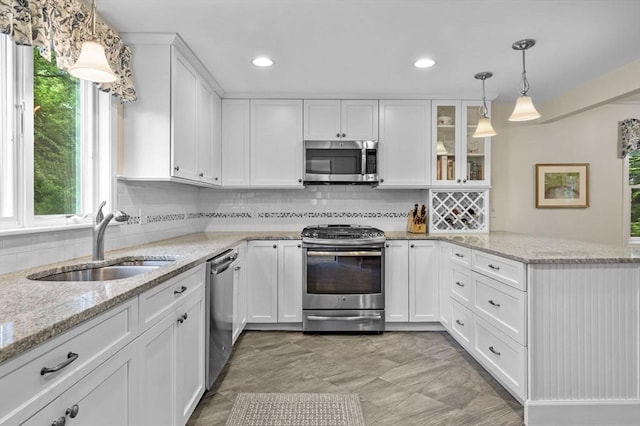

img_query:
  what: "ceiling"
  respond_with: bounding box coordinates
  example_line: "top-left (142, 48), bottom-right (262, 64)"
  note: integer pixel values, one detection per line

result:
top-left (98, 0), bottom-right (640, 103)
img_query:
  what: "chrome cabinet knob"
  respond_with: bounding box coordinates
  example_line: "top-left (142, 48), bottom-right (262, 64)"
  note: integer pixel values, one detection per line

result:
top-left (199, 172), bottom-right (204, 177)
top-left (215, 177), bottom-right (219, 181)
top-left (410, 244), bottom-right (415, 248)
top-left (174, 166), bottom-right (180, 171)
top-left (456, 178), bottom-right (461, 183)
top-left (66, 404), bottom-right (79, 418)
top-left (298, 179), bottom-right (303, 183)
top-left (341, 133), bottom-right (346, 138)
top-left (273, 244), bottom-right (277, 249)
top-left (336, 132), bottom-right (341, 138)
top-left (52, 417), bottom-right (66, 426)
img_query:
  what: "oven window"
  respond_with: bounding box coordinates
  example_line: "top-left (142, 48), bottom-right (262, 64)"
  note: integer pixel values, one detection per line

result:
top-left (306, 250), bottom-right (382, 294)
top-left (305, 149), bottom-right (362, 175)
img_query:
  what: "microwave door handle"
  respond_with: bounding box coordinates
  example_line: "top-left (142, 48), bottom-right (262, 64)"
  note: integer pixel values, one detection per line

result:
top-left (362, 148), bottom-right (366, 175)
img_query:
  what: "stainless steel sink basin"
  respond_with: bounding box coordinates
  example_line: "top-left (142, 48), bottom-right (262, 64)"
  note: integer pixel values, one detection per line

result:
top-left (31, 259), bottom-right (175, 282)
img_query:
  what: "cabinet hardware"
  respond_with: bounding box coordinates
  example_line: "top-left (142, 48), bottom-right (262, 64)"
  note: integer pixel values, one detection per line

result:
top-left (488, 264), bottom-right (500, 270)
top-left (410, 244), bottom-right (415, 248)
top-left (380, 178), bottom-right (384, 183)
top-left (336, 132), bottom-right (341, 138)
top-left (385, 244), bottom-right (389, 247)
top-left (173, 285), bottom-right (187, 295)
top-left (454, 253), bottom-right (464, 258)
top-left (297, 244), bottom-right (301, 248)
top-left (488, 299), bottom-right (501, 307)
top-left (298, 179), bottom-right (302, 183)
top-left (177, 313), bottom-right (188, 324)
top-left (199, 172), bottom-right (204, 177)
top-left (174, 166), bottom-right (180, 171)
top-left (66, 404), bottom-right (80, 418)
top-left (456, 178), bottom-right (461, 183)
top-left (455, 319), bottom-right (464, 326)
top-left (462, 178), bottom-right (467, 183)
top-left (51, 416), bottom-right (66, 426)
top-left (273, 244), bottom-right (277, 249)
top-left (342, 133), bottom-right (346, 138)
top-left (233, 266), bottom-right (241, 271)
top-left (455, 281), bottom-right (464, 287)
top-left (489, 346), bottom-right (501, 356)
top-left (41, 352), bottom-right (79, 375)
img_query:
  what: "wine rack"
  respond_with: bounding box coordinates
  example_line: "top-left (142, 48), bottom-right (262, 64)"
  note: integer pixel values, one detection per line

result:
top-left (429, 190), bottom-right (488, 233)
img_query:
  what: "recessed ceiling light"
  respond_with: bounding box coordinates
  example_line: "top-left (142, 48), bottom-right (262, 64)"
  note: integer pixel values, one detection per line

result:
top-left (252, 57), bottom-right (274, 67)
top-left (414, 58), bottom-right (436, 69)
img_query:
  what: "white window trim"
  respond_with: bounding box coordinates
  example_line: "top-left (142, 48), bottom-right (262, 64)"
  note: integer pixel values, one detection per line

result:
top-left (0, 38), bottom-right (115, 235)
top-left (623, 155), bottom-right (640, 246)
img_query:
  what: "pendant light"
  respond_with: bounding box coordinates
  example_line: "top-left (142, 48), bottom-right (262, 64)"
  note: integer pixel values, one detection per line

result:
top-left (69, 0), bottom-right (117, 83)
top-left (472, 72), bottom-right (497, 138)
top-left (508, 39), bottom-right (540, 121)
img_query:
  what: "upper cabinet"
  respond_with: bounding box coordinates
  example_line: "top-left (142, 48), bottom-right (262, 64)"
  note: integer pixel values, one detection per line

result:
top-left (221, 99), bottom-right (251, 187)
top-left (120, 34), bottom-right (223, 187)
top-left (303, 100), bottom-right (378, 141)
top-left (250, 99), bottom-right (304, 187)
top-left (378, 100), bottom-right (431, 188)
top-left (431, 100), bottom-right (491, 187)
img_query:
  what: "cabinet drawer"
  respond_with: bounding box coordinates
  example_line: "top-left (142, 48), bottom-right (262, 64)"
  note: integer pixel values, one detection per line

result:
top-left (139, 265), bottom-right (204, 331)
top-left (450, 264), bottom-right (472, 308)
top-left (472, 272), bottom-right (526, 345)
top-left (451, 299), bottom-right (473, 350)
top-left (450, 246), bottom-right (471, 266)
top-left (472, 250), bottom-right (525, 291)
top-left (473, 316), bottom-right (527, 401)
top-left (0, 299), bottom-right (137, 425)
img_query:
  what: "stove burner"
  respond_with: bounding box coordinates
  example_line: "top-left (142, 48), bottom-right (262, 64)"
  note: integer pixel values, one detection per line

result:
top-left (301, 224), bottom-right (385, 246)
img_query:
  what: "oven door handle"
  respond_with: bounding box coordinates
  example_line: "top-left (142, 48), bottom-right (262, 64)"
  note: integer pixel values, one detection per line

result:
top-left (307, 314), bottom-right (382, 321)
top-left (306, 251), bottom-right (382, 257)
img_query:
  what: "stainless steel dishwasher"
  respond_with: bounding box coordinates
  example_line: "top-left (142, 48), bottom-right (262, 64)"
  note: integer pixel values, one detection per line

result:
top-left (205, 248), bottom-right (238, 390)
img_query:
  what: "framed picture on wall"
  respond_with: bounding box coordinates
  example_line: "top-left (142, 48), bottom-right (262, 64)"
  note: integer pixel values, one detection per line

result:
top-left (535, 163), bottom-right (589, 208)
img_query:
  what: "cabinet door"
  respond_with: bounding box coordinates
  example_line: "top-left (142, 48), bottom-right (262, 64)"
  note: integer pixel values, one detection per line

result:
top-left (246, 241), bottom-right (279, 323)
top-left (303, 99), bottom-right (341, 140)
top-left (378, 100), bottom-right (431, 187)
top-left (438, 244), bottom-right (453, 329)
top-left (463, 101), bottom-right (491, 186)
top-left (23, 344), bottom-right (136, 426)
top-left (171, 48), bottom-right (199, 181)
top-left (175, 291), bottom-right (205, 426)
top-left (138, 314), bottom-right (176, 426)
top-left (432, 100), bottom-right (461, 185)
top-left (221, 99), bottom-right (251, 186)
top-left (232, 259), bottom-right (246, 344)
top-left (278, 241), bottom-right (303, 323)
top-left (197, 81), bottom-right (221, 185)
top-left (409, 241), bottom-right (439, 322)
top-left (341, 100), bottom-right (379, 140)
top-left (251, 100), bottom-right (304, 187)
top-left (384, 240), bottom-right (409, 322)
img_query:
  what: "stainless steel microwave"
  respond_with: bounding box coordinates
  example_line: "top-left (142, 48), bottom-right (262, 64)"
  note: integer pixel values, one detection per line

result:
top-left (303, 140), bottom-right (379, 184)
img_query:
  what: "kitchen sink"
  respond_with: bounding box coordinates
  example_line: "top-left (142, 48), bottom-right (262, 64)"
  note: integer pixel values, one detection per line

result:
top-left (30, 258), bottom-right (175, 282)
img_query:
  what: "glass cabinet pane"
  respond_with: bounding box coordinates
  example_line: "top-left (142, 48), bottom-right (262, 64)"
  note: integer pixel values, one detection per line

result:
top-left (466, 104), bottom-right (486, 182)
top-left (436, 105), bottom-right (456, 182)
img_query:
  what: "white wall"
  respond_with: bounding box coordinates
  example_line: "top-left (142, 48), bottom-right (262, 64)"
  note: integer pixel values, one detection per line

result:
top-left (491, 102), bottom-right (640, 245)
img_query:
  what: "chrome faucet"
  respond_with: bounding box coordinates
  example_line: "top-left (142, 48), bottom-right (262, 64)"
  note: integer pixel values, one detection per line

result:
top-left (93, 201), bottom-right (129, 261)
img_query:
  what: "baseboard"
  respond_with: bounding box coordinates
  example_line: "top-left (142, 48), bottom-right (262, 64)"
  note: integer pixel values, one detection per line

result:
top-left (525, 400), bottom-right (640, 425)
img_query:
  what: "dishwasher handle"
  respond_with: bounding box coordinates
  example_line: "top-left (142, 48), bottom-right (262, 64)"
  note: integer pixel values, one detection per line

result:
top-left (209, 250), bottom-right (238, 275)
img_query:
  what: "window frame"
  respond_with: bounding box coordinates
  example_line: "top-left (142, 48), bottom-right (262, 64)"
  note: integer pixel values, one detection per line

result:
top-left (624, 154), bottom-right (640, 246)
top-left (0, 36), bottom-right (115, 234)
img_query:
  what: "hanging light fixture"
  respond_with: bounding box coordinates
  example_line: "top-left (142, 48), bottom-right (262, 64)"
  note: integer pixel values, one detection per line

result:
top-left (472, 72), bottom-right (497, 138)
top-left (508, 38), bottom-right (540, 121)
top-left (69, 0), bottom-right (117, 83)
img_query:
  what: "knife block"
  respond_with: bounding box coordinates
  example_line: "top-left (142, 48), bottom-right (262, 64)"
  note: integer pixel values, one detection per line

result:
top-left (406, 211), bottom-right (427, 234)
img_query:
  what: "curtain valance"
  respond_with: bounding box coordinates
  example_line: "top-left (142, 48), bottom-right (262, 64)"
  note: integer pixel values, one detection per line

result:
top-left (619, 118), bottom-right (640, 158)
top-left (0, 0), bottom-right (136, 102)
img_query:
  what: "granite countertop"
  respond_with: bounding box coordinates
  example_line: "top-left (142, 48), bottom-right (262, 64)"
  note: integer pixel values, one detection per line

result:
top-left (2, 230), bottom-right (639, 364)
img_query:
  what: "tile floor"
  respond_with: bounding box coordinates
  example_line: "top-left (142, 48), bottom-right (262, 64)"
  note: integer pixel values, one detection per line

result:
top-left (187, 331), bottom-right (525, 426)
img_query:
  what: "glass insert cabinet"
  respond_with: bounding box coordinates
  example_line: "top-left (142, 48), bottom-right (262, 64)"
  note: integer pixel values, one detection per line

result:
top-left (432, 100), bottom-right (491, 186)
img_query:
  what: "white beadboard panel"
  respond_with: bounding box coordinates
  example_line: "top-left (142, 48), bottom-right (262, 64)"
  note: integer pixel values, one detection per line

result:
top-left (529, 263), bottom-right (640, 401)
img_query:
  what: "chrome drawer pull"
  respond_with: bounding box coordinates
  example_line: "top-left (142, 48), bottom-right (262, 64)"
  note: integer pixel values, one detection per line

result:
top-left (177, 313), bottom-right (188, 324)
top-left (455, 319), bottom-right (464, 326)
top-left (41, 352), bottom-right (79, 375)
top-left (488, 264), bottom-right (500, 270)
top-left (489, 346), bottom-right (501, 356)
top-left (488, 299), bottom-right (501, 307)
top-left (66, 404), bottom-right (80, 418)
top-left (455, 281), bottom-right (465, 287)
top-left (173, 285), bottom-right (187, 295)
top-left (454, 253), bottom-right (464, 258)
top-left (52, 416), bottom-right (66, 426)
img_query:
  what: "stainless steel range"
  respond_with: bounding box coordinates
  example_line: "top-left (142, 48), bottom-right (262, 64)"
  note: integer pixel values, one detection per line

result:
top-left (301, 224), bottom-right (385, 333)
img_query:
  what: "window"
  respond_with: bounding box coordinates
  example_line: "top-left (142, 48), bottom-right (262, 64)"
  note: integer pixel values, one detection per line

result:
top-left (628, 154), bottom-right (640, 243)
top-left (0, 35), bottom-right (113, 231)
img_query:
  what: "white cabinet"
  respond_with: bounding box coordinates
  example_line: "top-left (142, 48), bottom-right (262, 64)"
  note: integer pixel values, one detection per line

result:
top-left (378, 100), bottom-right (431, 187)
top-left (232, 242), bottom-right (247, 344)
top-left (303, 99), bottom-right (378, 141)
top-left (408, 241), bottom-right (439, 322)
top-left (384, 240), bottom-right (409, 322)
top-left (22, 343), bottom-right (137, 426)
top-left (246, 240), bottom-right (303, 324)
top-left (221, 99), bottom-right (251, 186)
top-left (384, 240), bottom-right (438, 323)
top-left (250, 100), bottom-right (304, 187)
top-left (121, 34), bottom-right (222, 187)
top-left (432, 100), bottom-right (491, 186)
top-left (138, 266), bottom-right (206, 426)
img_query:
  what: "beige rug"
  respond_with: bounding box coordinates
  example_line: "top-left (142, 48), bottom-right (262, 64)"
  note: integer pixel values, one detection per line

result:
top-left (225, 392), bottom-right (365, 426)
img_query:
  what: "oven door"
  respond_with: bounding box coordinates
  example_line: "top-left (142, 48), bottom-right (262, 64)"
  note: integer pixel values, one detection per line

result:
top-left (303, 246), bottom-right (385, 310)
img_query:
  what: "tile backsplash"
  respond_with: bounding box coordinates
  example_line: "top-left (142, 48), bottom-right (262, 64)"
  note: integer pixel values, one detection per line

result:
top-left (0, 182), bottom-right (426, 274)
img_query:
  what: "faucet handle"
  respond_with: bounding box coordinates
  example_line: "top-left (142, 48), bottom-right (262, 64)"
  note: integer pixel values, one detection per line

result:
top-left (95, 201), bottom-right (106, 224)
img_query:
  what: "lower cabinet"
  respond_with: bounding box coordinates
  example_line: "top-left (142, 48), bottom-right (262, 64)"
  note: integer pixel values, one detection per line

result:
top-left (138, 265), bottom-right (206, 426)
top-left (232, 242), bottom-right (247, 344)
top-left (385, 240), bottom-right (438, 323)
top-left (246, 240), bottom-right (303, 324)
